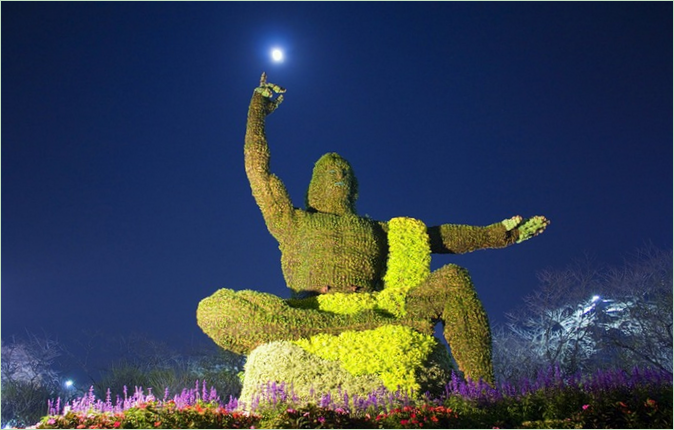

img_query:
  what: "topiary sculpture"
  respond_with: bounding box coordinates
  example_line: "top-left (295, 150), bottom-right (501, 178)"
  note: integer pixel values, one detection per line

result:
top-left (197, 74), bottom-right (549, 397)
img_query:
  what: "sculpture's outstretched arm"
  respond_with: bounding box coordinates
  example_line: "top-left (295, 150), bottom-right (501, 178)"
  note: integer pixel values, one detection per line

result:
top-left (427, 215), bottom-right (549, 254)
top-left (244, 73), bottom-right (294, 240)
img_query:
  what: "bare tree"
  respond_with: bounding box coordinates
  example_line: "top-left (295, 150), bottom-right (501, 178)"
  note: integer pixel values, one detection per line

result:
top-left (504, 255), bottom-right (605, 376)
top-left (491, 324), bottom-right (545, 384)
top-left (600, 247), bottom-right (673, 373)
top-left (1, 331), bottom-right (63, 427)
top-left (496, 247), bottom-right (673, 382)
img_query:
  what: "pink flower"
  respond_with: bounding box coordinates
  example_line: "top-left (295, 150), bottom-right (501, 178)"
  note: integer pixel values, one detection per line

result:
top-left (113, 422), bottom-right (121, 429)
top-left (318, 417), bottom-right (326, 423)
top-left (582, 404), bottom-right (590, 410)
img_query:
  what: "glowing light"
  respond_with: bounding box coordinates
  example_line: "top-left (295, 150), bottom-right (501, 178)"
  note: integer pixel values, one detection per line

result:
top-left (64, 379), bottom-right (73, 388)
top-left (271, 48), bottom-right (284, 63)
top-left (591, 295), bottom-right (600, 302)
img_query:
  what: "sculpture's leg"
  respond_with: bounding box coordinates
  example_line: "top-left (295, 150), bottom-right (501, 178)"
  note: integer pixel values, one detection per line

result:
top-left (197, 288), bottom-right (392, 356)
top-left (404, 264), bottom-right (494, 385)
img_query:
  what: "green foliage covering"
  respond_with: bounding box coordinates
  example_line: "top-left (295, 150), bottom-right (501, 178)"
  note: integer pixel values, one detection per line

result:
top-left (315, 292), bottom-right (378, 315)
top-left (380, 217), bottom-right (431, 317)
top-left (287, 217), bottom-right (431, 319)
top-left (238, 341), bottom-right (385, 407)
top-left (383, 217), bottom-right (431, 290)
top-left (292, 325), bottom-right (439, 393)
top-left (305, 153), bottom-right (359, 215)
top-left (245, 90), bottom-right (389, 296)
top-left (197, 289), bottom-right (391, 355)
top-left (279, 211), bottom-right (389, 296)
top-left (197, 210), bottom-right (493, 384)
top-left (405, 264), bottom-right (495, 384)
top-left (200, 77), bottom-right (555, 388)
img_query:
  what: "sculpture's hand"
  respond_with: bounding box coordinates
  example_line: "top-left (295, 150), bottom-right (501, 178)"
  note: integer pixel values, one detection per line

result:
top-left (254, 72), bottom-right (285, 114)
top-left (502, 215), bottom-right (550, 243)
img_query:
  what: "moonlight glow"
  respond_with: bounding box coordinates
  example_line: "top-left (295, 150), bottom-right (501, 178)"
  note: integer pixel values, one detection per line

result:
top-left (271, 48), bottom-right (284, 63)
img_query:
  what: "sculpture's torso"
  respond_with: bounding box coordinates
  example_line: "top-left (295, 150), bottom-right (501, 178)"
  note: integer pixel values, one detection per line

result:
top-left (279, 210), bottom-right (388, 296)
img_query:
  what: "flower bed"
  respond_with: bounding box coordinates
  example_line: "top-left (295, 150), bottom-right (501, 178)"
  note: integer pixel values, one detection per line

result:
top-left (35, 367), bottom-right (672, 429)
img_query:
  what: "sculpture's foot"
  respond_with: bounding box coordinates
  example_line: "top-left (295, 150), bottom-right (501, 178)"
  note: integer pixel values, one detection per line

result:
top-left (196, 288), bottom-right (392, 356)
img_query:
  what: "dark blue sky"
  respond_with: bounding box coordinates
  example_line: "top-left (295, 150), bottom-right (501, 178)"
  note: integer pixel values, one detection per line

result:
top-left (2, 2), bottom-right (672, 362)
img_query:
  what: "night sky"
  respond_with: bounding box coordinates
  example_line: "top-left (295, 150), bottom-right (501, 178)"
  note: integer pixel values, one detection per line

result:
top-left (2, 2), bottom-right (672, 370)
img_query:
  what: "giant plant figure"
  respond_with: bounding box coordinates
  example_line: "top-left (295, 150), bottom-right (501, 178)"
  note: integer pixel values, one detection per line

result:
top-left (197, 74), bottom-right (549, 389)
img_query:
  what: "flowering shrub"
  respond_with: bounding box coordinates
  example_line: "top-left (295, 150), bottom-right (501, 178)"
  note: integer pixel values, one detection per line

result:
top-left (37, 381), bottom-right (258, 429)
top-left (35, 367), bottom-right (672, 428)
top-left (373, 405), bottom-right (459, 429)
top-left (38, 403), bottom-right (260, 429)
top-left (442, 366), bottom-right (673, 428)
top-left (259, 405), bottom-right (368, 429)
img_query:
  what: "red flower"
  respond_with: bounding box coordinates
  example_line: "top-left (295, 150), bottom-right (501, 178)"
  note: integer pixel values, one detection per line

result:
top-left (113, 422), bottom-right (121, 429)
top-left (154, 421), bottom-right (162, 427)
top-left (400, 419), bottom-right (409, 425)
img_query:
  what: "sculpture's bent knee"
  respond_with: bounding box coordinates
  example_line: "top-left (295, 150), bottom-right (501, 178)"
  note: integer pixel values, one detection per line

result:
top-left (197, 288), bottom-right (289, 355)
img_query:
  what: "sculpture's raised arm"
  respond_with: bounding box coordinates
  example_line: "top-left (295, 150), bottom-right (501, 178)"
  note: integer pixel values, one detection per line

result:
top-left (244, 73), bottom-right (294, 240)
top-left (427, 215), bottom-right (550, 254)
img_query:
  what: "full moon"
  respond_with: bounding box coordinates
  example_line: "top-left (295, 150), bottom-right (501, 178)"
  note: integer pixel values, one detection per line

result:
top-left (271, 48), bottom-right (284, 63)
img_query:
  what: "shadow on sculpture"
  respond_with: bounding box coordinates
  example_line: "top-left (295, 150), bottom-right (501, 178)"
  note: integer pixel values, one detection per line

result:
top-left (197, 73), bottom-right (550, 403)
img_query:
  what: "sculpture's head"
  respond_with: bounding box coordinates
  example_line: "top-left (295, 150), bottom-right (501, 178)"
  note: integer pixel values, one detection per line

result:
top-left (306, 153), bottom-right (359, 215)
